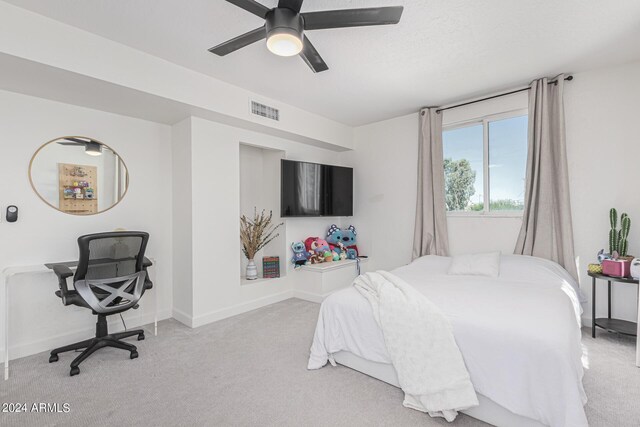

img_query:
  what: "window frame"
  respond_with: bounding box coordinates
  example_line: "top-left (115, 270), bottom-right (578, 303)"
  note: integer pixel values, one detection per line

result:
top-left (442, 108), bottom-right (528, 218)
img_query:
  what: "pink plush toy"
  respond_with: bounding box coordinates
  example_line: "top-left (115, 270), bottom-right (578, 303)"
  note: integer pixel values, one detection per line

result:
top-left (304, 237), bottom-right (330, 254)
top-left (304, 237), bottom-right (332, 262)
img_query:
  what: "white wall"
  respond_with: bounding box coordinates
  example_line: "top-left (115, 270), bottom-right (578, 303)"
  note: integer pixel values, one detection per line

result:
top-left (0, 1), bottom-right (354, 151)
top-left (351, 61), bottom-right (640, 324)
top-left (344, 113), bottom-right (418, 272)
top-left (349, 92), bottom-right (528, 271)
top-left (0, 90), bottom-right (173, 361)
top-left (172, 117), bottom-right (352, 328)
top-left (170, 118), bottom-right (193, 323)
top-left (0, 90), bottom-right (354, 362)
top-left (566, 60), bottom-right (640, 323)
top-left (239, 144), bottom-right (285, 278)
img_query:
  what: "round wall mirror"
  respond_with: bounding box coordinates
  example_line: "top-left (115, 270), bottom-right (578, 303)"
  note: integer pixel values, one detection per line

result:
top-left (29, 136), bottom-right (129, 215)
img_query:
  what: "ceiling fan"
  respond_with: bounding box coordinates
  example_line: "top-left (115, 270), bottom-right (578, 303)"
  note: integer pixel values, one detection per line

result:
top-left (57, 137), bottom-right (103, 156)
top-left (209, 0), bottom-right (404, 73)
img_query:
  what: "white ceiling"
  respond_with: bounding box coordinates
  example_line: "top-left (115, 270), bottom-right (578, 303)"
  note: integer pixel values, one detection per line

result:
top-left (4, 0), bottom-right (640, 126)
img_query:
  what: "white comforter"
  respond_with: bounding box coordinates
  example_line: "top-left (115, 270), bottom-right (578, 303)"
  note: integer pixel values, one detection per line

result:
top-left (353, 271), bottom-right (478, 421)
top-left (308, 255), bottom-right (587, 427)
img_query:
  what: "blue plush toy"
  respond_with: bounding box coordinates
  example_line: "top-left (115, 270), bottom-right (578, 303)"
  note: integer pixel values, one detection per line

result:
top-left (291, 241), bottom-right (310, 266)
top-left (597, 249), bottom-right (613, 263)
top-left (326, 224), bottom-right (359, 259)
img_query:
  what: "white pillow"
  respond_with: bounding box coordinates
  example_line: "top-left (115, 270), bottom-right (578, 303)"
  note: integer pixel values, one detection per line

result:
top-left (447, 252), bottom-right (501, 277)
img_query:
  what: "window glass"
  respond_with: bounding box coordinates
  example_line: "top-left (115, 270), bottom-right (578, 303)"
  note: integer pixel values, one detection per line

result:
top-left (442, 113), bottom-right (528, 214)
top-left (488, 115), bottom-right (527, 211)
top-left (442, 124), bottom-right (484, 212)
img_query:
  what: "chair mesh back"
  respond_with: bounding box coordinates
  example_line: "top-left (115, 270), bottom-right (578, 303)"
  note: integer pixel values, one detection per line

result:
top-left (74, 232), bottom-right (148, 282)
top-left (85, 236), bottom-right (142, 280)
top-left (72, 232), bottom-right (149, 313)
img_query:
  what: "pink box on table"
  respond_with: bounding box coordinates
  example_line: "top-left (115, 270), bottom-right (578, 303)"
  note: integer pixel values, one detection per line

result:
top-left (602, 259), bottom-right (631, 278)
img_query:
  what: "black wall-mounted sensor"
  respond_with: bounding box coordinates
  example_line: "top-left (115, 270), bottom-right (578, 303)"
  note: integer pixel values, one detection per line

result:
top-left (6, 205), bottom-right (18, 222)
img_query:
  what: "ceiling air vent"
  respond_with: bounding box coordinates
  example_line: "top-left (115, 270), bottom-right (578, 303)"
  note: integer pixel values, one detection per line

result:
top-left (250, 100), bottom-right (280, 121)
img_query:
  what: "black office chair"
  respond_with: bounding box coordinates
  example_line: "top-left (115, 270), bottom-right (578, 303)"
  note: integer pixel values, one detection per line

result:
top-left (49, 231), bottom-right (153, 376)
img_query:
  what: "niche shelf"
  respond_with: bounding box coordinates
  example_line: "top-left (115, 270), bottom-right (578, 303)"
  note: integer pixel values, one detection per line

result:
top-left (300, 258), bottom-right (368, 272)
top-left (239, 143), bottom-right (286, 285)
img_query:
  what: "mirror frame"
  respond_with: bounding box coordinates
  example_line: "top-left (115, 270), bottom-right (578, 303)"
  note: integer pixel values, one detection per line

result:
top-left (28, 136), bottom-right (130, 216)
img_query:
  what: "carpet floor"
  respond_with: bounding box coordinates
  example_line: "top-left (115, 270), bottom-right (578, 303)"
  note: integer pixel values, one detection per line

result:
top-left (1, 298), bottom-right (639, 427)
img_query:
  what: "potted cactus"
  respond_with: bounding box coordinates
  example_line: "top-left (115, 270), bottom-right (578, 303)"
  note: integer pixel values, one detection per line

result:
top-left (609, 208), bottom-right (633, 261)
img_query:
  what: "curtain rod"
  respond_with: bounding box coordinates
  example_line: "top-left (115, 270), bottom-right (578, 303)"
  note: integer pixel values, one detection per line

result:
top-left (434, 75), bottom-right (573, 114)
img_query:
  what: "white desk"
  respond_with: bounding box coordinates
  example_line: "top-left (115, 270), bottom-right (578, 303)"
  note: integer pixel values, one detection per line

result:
top-left (2, 258), bottom-right (157, 380)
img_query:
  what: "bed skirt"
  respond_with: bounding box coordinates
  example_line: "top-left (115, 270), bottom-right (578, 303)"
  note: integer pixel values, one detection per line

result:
top-left (332, 351), bottom-right (546, 427)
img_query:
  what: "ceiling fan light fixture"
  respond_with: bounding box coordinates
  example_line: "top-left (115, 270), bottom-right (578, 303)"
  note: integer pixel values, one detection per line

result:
top-left (265, 8), bottom-right (304, 57)
top-left (267, 31), bottom-right (303, 56)
top-left (209, 1), bottom-right (404, 73)
top-left (85, 141), bottom-right (103, 156)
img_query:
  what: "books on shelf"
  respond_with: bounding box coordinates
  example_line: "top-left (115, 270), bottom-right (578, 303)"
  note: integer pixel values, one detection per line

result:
top-left (262, 256), bottom-right (280, 278)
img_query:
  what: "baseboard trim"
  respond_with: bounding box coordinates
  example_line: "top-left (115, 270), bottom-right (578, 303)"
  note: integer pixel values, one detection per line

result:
top-left (171, 307), bottom-right (194, 328)
top-left (191, 290), bottom-right (295, 328)
top-left (293, 289), bottom-right (325, 303)
top-left (1, 309), bottom-right (172, 363)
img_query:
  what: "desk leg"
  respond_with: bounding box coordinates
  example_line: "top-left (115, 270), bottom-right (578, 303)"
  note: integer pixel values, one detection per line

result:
top-left (608, 281), bottom-right (612, 319)
top-left (637, 284), bottom-right (640, 367)
top-left (154, 283), bottom-right (158, 337)
top-left (4, 272), bottom-right (9, 380)
top-left (592, 277), bottom-right (596, 339)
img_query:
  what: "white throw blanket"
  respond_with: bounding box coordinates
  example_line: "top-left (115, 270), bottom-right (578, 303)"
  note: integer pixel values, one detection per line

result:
top-left (353, 271), bottom-right (478, 422)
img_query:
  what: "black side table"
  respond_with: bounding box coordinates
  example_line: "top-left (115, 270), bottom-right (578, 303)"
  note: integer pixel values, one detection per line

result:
top-left (589, 272), bottom-right (639, 338)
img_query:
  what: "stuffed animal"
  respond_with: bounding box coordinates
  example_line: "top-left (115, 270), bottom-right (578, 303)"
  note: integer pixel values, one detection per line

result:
top-left (305, 237), bottom-right (331, 255)
top-left (304, 237), bottom-right (332, 263)
top-left (597, 249), bottom-right (613, 263)
top-left (326, 224), bottom-right (359, 259)
top-left (308, 252), bottom-right (323, 264)
top-left (291, 241), bottom-right (310, 266)
top-left (329, 241), bottom-right (348, 261)
top-left (326, 225), bottom-right (340, 248)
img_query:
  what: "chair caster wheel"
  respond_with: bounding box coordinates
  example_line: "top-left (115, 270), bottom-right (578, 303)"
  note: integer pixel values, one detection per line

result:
top-left (130, 351), bottom-right (138, 359)
top-left (137, 333), bottom-right (145, 341)
top-left (70, 367), bottom-right (80, 376)
top-left (49, 354), bottom-right (59, 363)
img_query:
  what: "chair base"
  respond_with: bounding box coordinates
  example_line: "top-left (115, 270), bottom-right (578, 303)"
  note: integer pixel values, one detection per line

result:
top-left (49, 314), bottom-right (144, 376)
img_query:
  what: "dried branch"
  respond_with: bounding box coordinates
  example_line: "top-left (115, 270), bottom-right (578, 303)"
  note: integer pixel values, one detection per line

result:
top-left (240, 208), bottom-right (283, 260)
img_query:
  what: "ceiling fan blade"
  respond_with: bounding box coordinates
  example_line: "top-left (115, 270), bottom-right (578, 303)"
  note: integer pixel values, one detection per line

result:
top-left (226, 0), bottom-right (270, 19)
top-left (57, 141), bottom-right (84, 146)
top-left (209, 26), bottom-right (266, 56)
top-left (299, 36), bottom-right (328, 73)
top-left (303, 6), bottom-right (403, 30)
top-left (278, 0), bottom-right (304, 13)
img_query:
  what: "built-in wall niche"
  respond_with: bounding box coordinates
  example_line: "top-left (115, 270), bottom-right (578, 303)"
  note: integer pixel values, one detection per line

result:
top-left (239, 143), bottom-right (286, 282)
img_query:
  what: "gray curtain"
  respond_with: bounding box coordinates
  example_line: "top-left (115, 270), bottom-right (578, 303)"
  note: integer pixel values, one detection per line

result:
top-left (412, 108), bottom-right (449, 259)
top-left (514, 74), bottom-right (578, 279)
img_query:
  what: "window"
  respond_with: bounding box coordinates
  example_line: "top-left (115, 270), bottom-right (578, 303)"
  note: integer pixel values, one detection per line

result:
top-left (442, 112), bottom-right (527, 214)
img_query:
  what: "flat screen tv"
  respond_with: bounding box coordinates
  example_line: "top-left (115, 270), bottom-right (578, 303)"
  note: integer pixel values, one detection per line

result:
top-left (281, 159), bottom-right (353, 217)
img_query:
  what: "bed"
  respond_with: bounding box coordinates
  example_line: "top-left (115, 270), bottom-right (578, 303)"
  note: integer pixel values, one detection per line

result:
top-left (308, 254), bottom-right (588, 427)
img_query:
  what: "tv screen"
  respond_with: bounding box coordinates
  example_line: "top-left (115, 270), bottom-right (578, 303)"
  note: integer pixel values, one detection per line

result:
top-left (281, 159), bottom-right (353, 217)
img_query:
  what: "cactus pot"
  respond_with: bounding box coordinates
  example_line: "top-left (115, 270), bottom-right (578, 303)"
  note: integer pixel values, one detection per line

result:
top-left (620, 255), bottom-right (635, 262)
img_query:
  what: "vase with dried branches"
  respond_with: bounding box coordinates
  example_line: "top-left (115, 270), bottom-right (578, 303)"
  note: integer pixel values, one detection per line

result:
top-left (240, 209), bottom-right (283, 280)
